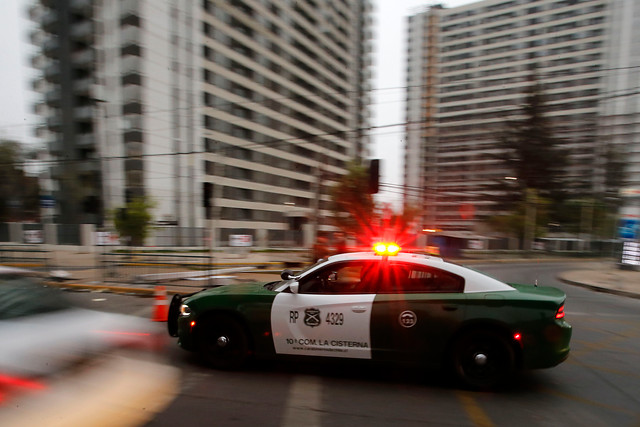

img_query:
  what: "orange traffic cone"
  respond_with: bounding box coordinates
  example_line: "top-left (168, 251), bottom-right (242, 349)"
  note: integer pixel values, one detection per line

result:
top-left (152, 285), bottom-right (169, 322)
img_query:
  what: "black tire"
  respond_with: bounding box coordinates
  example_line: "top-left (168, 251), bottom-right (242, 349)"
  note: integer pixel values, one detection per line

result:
top-left (198, 314), bottom-right (250, 370)
top-left (452, 330), bottom-right (515, 389)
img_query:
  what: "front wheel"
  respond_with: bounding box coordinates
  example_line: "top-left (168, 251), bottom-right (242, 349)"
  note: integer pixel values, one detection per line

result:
top-left (451, 330), bottom-right (515, 389)
top-left (198, 315), bottom-right (250, 370)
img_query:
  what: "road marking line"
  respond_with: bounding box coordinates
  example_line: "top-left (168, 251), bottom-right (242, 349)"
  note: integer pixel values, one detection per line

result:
top-left (281, 375), bottom-right (322, 427)
top-left (456, 391), bottom-right (495, 427)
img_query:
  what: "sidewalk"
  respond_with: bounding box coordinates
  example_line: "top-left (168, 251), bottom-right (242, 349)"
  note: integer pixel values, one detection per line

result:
top-left (557, 261), bottom-right (640, 299)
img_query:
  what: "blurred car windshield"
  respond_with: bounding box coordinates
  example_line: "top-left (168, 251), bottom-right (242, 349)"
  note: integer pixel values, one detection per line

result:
top-left (0, 275), bottom-right (72, 320)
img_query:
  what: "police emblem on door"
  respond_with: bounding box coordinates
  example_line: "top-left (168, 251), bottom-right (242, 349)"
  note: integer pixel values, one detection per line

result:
top-left (304, 308), bottom-right (321, 327)
top-left (399, 310), bottom-right (417, 328)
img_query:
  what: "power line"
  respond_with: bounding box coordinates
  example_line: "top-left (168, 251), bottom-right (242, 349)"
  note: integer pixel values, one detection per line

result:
top-left (4, 62), bottom-right (640, 133)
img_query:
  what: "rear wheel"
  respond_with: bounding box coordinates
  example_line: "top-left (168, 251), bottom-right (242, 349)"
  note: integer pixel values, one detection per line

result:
top-left (452, 330), bottom-right (515, 389)
top-left (198, 314), bottom-right (250, 370)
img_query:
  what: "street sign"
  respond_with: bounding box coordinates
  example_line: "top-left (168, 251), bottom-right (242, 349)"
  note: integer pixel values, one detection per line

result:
top-left (230, 234), bottom-right (252, 247)
top-left (40, 195), bottom-right (55, 209)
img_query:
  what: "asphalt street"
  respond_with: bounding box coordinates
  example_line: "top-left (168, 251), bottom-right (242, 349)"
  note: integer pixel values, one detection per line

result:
top-left (1, 251), bottom-right (639, 426)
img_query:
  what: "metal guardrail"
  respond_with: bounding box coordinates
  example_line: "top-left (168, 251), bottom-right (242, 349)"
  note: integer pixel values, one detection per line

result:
top-left (101, 252), bottom-right (216, 284)
top-left (99, 252), bottom-right (291, 284)
top-left (0, 246), bottom-right (50, 268)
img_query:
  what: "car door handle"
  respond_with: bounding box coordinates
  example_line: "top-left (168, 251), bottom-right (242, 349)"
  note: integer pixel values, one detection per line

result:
top-left (442, 305), bottom-right (458, 311)
top-left (352, 306), bottom-right (367, 313)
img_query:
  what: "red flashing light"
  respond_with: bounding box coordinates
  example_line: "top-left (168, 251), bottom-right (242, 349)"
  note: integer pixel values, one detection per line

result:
top-left (513, 333), bottom-right (522, 341)
top-left (94, 330), bottom-right (151, 337)
top-left (0, 374), bottom-right (46, 391)
top-left (373, 242), bottom-right (401, 256)
top-left (555, 304), bottom-right (565, 319)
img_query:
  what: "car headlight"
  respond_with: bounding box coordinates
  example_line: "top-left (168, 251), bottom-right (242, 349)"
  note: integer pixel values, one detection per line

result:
top-left (180, 304), bottom-right (192, 317)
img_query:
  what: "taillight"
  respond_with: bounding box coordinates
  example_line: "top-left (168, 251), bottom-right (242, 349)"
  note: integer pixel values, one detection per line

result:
top-left (555, 304), bottom-right (565, 319)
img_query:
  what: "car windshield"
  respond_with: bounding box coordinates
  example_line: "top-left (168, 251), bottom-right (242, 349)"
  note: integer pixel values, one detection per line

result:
top-left (264, 258), bottom-right (329, 291)
top-left (0, 275), bottom-right (72, 320)
top-left (294, 258), bottom-right (328, 277)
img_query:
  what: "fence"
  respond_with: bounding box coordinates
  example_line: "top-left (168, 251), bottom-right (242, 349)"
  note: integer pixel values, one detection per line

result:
top-left (100, 252), bottom-right (215, 284)
top-left (0, 246), bottom-right (50, 268)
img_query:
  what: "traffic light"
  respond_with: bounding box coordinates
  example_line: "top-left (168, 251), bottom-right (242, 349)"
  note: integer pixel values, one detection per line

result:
top-left (203, 182), bottom-right (213, 208)
top-left (368, 159), bottom-right (380, 194)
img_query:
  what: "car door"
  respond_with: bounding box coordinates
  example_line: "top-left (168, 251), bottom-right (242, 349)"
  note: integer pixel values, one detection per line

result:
top-left (369, 262), bottom-right (467, 366)
top-left (270, 261), bottom-right (377, 359)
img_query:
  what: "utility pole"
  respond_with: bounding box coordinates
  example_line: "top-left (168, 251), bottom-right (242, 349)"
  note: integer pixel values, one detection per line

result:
top-left (524, 188), bottom-right (537, 251)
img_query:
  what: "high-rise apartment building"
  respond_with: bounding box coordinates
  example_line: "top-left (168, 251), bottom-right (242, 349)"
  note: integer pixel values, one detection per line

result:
top-left (405, 0), bottom-right (640, 233)
top-left (29, 0), bottom-right (373, 245)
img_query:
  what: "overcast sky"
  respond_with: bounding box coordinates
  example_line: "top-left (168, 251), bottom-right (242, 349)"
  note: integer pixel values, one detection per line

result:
top-left (0, 0), bottom-right (474, 206)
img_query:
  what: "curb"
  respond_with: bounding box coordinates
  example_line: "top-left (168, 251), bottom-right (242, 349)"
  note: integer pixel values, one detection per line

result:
top-left (46, 281), bottom-right (168, 296)
top-left (557, 276), bottom-right (640, 300)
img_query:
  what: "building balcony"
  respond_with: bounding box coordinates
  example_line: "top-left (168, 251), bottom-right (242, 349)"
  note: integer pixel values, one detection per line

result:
top-left (29, 3), bottom-right (43, 22)
top-left (46, 115), bottom-right (61, 130)
top-left (121, 55), bottom-right (142, 74)
top-left (30, 52), bottom-right (48, 69)
top-left (44, 63), bottom-right (60, 82)
top-left (120, 0), bottom-right (140, 15)
top-left (43, 37), bottom-right (59, 57)
top-left (76, 161), bottom-right (100, 173)
top-left (70, 20), bottom-right (93, 41)
top-left (74, 105), bottom-right (94, 121)
top-left (41, 9), bottom-right (58, 32)
top-left (45, 88), bottom-right (61, 106)
top-left (74, 77), bottom-right (92, 95)
top-left (29, 29), bottom-right (46, 46)
top-left (122, 85), bottom-right (142, 104)
top-left (71, 48), bottom-right (94, 66)
top-left (76, 133), bottom-right (95, 147)
top-left (122, 115), bottom-right (143, 131)
top-left (70, 0), bottom-right (93, 15)
top-left (48, 137), bottom-right (63, 154)
top-left (120, 25), bottom-right (141, 46)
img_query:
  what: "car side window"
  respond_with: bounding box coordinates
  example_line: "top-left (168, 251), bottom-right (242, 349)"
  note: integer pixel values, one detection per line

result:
top-left (387, 263), bottom-right (465, 293)
top-left (298, 261), bottom-right (378, 294)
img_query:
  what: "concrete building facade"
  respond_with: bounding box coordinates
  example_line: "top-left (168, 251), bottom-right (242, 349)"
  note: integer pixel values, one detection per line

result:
top-left (405, 0), bottom-right (640, 234)
top-left (29, 0), bottom-right (373, 246)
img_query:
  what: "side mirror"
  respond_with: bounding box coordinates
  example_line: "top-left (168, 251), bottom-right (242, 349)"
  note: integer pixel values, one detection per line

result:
top-left (289, 282), bottom-right (300, 294)
top-left (281, 269), bottom-right (294, 280)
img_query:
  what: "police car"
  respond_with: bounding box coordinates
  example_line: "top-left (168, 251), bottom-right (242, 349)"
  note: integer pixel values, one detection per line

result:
top-left (168, 244), bottom-right (571, 388)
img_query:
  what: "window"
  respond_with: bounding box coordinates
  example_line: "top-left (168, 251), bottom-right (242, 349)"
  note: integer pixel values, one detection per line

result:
top-left (384, 263), bottom-right (465, 293)
top-left (299, 261), bottom-right (378, 294)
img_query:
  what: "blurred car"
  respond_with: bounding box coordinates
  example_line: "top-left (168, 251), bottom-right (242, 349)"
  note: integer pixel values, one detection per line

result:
top-left (0, 266), bottom-right (161, 378)
top-left (168, 245), bottom-right (572, 388)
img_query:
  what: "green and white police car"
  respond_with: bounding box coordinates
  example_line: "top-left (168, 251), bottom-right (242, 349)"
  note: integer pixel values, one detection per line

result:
top-left (168, 244), bottom-right (571, 388)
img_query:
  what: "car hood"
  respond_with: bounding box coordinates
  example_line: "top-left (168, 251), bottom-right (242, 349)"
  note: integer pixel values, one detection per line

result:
top-left (187, 282), bottom-right (271, 299)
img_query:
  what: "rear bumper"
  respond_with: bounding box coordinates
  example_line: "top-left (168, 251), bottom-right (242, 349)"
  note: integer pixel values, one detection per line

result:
top-left (523, 319), bottom-right (572, 369)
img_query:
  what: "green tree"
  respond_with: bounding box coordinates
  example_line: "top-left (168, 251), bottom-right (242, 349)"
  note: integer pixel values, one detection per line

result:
top-left (329, 161), bottom-right (420, 246)
top-left (330, 161), bottom-right (375, 241)
top-left (487, 191), bottom-right (551, 246)
top-left (112, 197), bottom-right (155, 246)
top-left (489, 75), bottom-right (570, 240)
top-left (495, 76), bottom-right (569, 206)
top-left (0, 140), bottom-right (40, 222)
